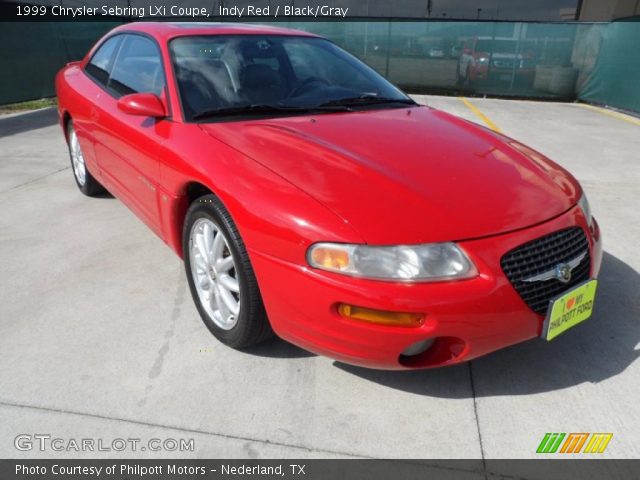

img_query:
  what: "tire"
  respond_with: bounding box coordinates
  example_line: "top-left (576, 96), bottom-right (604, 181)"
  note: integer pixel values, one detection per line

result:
top-left (183, 194), bottom-right (273, 348)
top-left (67, 121), bottom-right (105, 196)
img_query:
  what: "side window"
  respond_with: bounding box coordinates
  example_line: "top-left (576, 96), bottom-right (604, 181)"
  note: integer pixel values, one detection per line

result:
top-left (85, 36), bottom-right (122, 87)
top-left (108, 35), bottom-right (165, 98)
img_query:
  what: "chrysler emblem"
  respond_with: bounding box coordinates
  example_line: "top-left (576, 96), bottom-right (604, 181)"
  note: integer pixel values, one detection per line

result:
top-left (522, 251), bottom-right (587, 284)
top-left (555, 263), bottom-right (573, 284)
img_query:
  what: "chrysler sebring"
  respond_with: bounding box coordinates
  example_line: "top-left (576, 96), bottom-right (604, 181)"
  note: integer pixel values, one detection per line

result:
top-left (55, 23), bottom-right (602, 369)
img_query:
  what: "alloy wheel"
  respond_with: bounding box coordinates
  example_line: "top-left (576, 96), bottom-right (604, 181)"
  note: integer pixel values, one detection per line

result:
top-left (189, 218), bottom-right (240, 330)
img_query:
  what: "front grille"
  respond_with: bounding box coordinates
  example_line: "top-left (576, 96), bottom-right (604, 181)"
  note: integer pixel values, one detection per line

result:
top-left (501, 227), bottom-right (591, 315)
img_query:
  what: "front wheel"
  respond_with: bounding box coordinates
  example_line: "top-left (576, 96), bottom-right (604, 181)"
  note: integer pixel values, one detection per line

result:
top-left (183, 194), bottom-right (273, 348)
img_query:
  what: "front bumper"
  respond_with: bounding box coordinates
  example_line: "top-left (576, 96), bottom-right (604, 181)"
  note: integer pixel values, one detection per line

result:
top-left (250, 206), bottom-right (602, 370)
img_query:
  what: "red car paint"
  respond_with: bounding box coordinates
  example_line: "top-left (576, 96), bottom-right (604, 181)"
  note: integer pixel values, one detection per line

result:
top-left (56, 23), bottom-right (602, 369)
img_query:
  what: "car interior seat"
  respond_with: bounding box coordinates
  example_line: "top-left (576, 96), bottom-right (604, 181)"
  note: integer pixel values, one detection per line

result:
top-left (239, 63), bottom-right (287, 105)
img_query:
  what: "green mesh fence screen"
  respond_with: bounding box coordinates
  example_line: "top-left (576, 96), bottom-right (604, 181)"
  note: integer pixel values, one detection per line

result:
top-left (282, 21), bottom-right (596, 99)
top-left (0, 22), bottom-right (122, 105)
top-left (578, 19), bottom-right (640, 113)
top-left (0, 19), bottom-right (638, 113)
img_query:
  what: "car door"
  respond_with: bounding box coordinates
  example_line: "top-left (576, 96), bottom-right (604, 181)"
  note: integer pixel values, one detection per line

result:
top-left (76, 35), bottom-right (123, 177)
top-left (90, 34), bottom-right (169, 235)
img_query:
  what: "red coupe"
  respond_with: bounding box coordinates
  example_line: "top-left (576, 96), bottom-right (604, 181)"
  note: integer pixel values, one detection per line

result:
top-left (55, 23), bottom-right (602, 369)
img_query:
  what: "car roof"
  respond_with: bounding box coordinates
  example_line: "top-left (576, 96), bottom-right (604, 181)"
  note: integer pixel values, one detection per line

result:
top-left (110, 22), bottom-right (319, 42)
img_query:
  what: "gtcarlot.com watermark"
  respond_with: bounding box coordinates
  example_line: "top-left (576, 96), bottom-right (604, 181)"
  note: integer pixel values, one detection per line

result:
top-left (15, 434), bottom-right (195, 452)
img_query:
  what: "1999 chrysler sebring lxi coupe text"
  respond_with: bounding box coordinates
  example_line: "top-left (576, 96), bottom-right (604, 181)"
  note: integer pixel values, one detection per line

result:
top-left (55, 23), bottom-right (602, 369)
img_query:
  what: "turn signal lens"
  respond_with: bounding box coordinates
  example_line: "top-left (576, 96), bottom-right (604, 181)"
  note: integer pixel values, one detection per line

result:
top-left (310, 246), bottom-right (351, 271)
top-left (338, 304), bottom-right (425, 327)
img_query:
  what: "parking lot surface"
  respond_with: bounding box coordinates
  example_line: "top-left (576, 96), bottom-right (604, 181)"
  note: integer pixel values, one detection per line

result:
top-left (0, 96), bottom-right (639, 463)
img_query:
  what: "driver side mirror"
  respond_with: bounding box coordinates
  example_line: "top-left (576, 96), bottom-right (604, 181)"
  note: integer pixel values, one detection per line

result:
top-left (117, 93), bottom-right (166, 118)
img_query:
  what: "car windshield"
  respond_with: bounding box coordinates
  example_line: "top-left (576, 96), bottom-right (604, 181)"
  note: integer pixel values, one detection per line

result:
top-left (169, 35), bottom-right (414, 121)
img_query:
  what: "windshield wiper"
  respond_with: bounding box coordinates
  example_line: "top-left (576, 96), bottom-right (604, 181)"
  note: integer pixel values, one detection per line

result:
top-left (318, 95), bottom-right (417, 108)
top-left (193, 103), bottom-right (350, 120)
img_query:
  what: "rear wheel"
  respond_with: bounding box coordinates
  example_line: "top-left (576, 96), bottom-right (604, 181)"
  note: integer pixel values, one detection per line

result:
top-left (183, 194), bottom-right (273, 348)
top-left (67, 121), bottom-right (104, 196)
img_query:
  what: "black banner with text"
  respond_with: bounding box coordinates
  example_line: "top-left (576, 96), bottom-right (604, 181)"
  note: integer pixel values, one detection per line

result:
top-left (2, 459), bottom-right (640, 480)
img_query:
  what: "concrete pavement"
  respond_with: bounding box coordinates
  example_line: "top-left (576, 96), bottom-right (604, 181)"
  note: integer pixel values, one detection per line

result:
top-left (0, 97), bottom-right (638, 463)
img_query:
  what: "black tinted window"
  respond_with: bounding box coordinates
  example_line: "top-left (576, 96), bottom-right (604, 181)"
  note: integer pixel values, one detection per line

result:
top-left (85, 36), bottom-right (121, 86)
top-left (108, 35), bottom-right (165, 97)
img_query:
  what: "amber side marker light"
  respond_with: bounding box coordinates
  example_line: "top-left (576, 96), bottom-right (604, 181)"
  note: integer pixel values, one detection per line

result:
top-left (310, 246), bottom-right (350, 271)
top-left (338, 304), bottom-right (425, 327)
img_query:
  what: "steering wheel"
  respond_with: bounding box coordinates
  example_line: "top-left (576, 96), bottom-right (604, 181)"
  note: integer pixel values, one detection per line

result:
top-left (287, 77), bottom-right (330, 99)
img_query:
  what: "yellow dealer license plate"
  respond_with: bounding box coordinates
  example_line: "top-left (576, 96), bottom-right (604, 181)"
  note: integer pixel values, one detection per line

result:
top-left (543, 280), bottom-right (598, 341)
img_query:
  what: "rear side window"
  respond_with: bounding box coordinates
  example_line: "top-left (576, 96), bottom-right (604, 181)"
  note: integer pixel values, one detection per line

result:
top-left (85, 36), bottom-right (122, 86)
top-left (108, 35), bottom-right (165, 97)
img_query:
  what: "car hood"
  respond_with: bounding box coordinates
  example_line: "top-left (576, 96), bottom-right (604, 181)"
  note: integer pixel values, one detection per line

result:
top-left (199, 106), bottom-right (579, 244)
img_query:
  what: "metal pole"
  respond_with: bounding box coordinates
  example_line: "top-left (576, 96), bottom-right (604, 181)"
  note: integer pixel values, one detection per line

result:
top-left (486, 19), bottom-right (497, 95)
top-left (385, 20), bottom-right (391, 78)
top-left (575, 0), bottom-right (584, 20)
top-left (509, 24), bottom-right (523, 91)
top-left (364, 0), bottom-right (369, 57)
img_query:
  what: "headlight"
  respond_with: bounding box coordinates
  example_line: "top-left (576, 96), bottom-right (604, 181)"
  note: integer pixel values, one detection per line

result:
top-left (307, 242), bottom-right (477, 282)
top-left (477, 56), bottom-right (489, 64)
top-left (578, 193), bottom-right (593, 227)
